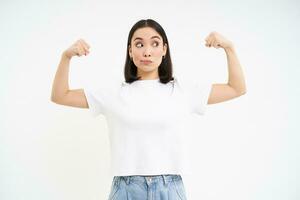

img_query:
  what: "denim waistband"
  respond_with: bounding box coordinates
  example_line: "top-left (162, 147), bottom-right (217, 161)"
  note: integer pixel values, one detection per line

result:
top-left (113, 174), bottom-right (182, 186)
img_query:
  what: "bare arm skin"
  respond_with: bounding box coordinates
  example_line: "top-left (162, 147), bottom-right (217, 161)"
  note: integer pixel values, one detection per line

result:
top-left (50, 39), bottom-right (90, 108)
top-left (204, 32), bottom-right (247, 104)
top-left (208, 46), bottom-right (247, 104)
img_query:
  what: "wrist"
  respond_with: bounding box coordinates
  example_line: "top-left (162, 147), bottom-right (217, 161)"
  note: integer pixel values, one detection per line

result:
top-left (62, 51), bottom-right (72, 60)
top-left (224, 43), bottom-right (235, 52)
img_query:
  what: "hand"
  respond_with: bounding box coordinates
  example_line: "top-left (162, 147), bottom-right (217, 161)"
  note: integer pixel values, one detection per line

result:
top-left (204, 31), bottom-right (233, 50)
top-left (63, 39), bottom-right (90, 59)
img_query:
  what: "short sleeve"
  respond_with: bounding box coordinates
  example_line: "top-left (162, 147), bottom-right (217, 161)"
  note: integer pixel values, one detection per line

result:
top-left (83, 85), bottom-right (110, 117)
top-left (178, 78), bottom-right (212, 115)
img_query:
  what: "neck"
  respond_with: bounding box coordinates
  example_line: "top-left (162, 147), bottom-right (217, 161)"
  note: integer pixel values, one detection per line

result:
top-left (137, 70), bottom-right (159, 80)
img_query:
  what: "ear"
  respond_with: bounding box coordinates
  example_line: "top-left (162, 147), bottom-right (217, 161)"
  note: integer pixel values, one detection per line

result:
top-left (128, 45), bottom-right (132, 57)
top-left (163, 43), bottom-right (168, 56)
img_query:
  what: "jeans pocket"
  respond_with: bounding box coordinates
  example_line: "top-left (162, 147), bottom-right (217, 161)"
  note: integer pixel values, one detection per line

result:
top-left (108, 177), bottom-right (120, 200)
top-left (172, 176), bottom-right (187, 200)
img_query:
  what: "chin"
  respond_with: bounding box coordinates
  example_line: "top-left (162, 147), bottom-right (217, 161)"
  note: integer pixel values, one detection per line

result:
top-left (139, 66), bottom-right (158, 71)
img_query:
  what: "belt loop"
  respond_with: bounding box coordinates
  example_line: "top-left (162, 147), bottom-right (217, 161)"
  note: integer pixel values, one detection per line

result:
top-left (116, 176), bottom-right (120, 187)
top-left (162, 175), bottom-right (167, 186)
top-left (124, 176), bottom-right (130, 185)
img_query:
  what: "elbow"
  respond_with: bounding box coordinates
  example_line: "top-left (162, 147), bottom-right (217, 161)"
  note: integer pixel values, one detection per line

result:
top-left (50, 90), bottom-right (68, 103)
top-left (238, 89), bottom-right (247, 96)
top-left (232, 86), bottom-right (247, 96)
top-left (50, 90), bottom-right (57, 102)
top-left (50, 95), bottom-right (58, 103)
top-left (51, 94), bottom-right (62, 104)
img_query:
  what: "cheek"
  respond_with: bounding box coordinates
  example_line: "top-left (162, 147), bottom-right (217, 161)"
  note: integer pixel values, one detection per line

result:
top-left (153, 49), bottom-right (164, 57)
top-left (132, 49), bottom-right (143, 56)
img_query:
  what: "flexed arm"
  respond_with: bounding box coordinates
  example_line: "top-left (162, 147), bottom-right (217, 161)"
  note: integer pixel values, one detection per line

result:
top-left (204, 31), bottom-right (247, 104)
top-left (50, 39), bottom-right (91, 108)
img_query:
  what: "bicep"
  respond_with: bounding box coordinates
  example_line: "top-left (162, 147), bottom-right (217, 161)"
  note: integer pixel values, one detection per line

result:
top-left (207, 83), bottom-right (244, 104)
top-left (52, 89), bottom-right (89, 108)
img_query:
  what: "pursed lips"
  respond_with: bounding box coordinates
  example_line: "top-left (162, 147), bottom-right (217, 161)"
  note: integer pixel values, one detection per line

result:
top-left (141, 60), bottom-right (152, 64)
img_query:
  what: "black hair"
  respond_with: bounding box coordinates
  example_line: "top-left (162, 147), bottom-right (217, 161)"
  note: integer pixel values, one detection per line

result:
top-left (124, 19), bottom-right (174, 84)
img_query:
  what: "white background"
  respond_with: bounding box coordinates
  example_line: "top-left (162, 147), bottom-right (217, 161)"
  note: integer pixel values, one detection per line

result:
top-left (1, 0), bottom-right (299, 199)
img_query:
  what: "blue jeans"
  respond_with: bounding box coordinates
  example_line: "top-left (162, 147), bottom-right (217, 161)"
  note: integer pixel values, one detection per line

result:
top-left (108, 174), bottom-right (187, 200)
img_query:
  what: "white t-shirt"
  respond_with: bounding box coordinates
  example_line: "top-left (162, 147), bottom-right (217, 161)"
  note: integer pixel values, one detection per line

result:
top-left (84, 77), bottom-right (212, 176)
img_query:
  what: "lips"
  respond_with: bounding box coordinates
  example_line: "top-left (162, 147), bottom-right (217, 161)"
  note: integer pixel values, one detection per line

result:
top-left (141, 60), bottom-right (152, 64)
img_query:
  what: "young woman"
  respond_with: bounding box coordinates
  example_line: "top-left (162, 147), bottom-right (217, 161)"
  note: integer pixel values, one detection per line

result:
top-left (51, 19), bottom-right (246, 200)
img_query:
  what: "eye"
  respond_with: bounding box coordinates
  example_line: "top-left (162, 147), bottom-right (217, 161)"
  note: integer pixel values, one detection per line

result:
top-left (153, 41), bottom-right (159, 47)
top-left (134, 41), bottom-right (159, 48)
top-left (135, 42), bottom-right (143, 48)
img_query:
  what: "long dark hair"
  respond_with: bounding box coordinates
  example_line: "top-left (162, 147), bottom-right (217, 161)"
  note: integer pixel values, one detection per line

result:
top-left (124, 19), bottom-right (174, 84)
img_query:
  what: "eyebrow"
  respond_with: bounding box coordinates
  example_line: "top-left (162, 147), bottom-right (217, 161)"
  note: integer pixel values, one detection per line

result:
top-left (133, 36), bottom-right (161, 41)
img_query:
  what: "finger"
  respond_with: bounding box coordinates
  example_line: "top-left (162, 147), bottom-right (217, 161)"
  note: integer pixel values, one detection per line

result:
top-left (81, 40), bottom-right (91, 49)
top-left (212, 40), bottom-right (219, 48)
top-left (78, 41), bottom-right (89, 53)
top-left (207, 36), bottom-right (214, 47)
top-left (74, 46), bottom-right (80, 56)
top-left (204, 37), bottom-right (209, 43)
top-left (207, 40), bottom-right (212, 47)
top-left (80, 46), bottom-right (86, 56)
top-left (79, 39), bottom-right (91, 51)
top-left (205, 36), bottom-right (211, 44)
top-left (82, 43), bottom-right (90, 53)
top-left (204, 38), bottom-right (209, 47)
top-left (79, 40), bottom-right (90, 52)
top-left (210, 39), bottom-right (217, 48)
top-left (205, 39), bottom-right (211, 47)
top-left (76, 45), bottom-right (85, 56)
top-left (214, 40), bottom-right (221, 49)
top-left (78, 42), bottom-right (89, 55)
top-left (81, 42), bottom-right (90, 54)
top-left (73, 45), bottom-right (80, 56)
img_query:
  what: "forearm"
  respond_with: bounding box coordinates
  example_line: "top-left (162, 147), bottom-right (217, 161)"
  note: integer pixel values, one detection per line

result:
top-left (224, 46), bottom-right (247, 94)
top-left (51, 52), bottom-right (71, 101)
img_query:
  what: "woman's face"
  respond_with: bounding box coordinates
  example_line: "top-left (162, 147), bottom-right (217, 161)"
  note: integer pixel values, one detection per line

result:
top-left (129, 27), bottom-right (167, 77)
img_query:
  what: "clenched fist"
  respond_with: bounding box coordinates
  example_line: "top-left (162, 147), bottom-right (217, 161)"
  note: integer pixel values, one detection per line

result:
top-left (204, 31), bottom-right (233, 50)
top-left (63, 39), bottom-right (91, 59)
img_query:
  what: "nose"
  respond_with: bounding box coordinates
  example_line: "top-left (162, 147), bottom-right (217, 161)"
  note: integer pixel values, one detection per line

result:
top-left (143, 47), bottom-right (151, 57)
